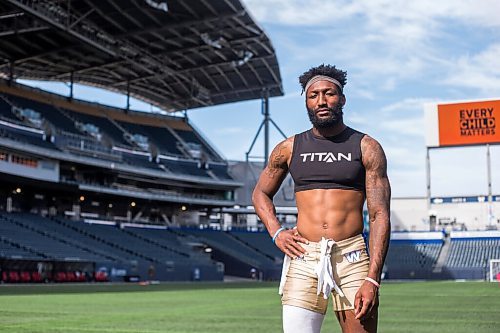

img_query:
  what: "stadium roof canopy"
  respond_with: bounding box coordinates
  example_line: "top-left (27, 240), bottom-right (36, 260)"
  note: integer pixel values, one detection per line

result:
top-left (0, 0), bottom-right (283, 112)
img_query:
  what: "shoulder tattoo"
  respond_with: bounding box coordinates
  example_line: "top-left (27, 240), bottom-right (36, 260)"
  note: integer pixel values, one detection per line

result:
top-left (265, 141), bottom-right (288, 179)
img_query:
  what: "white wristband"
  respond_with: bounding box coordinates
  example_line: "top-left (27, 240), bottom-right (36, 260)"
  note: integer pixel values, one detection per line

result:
top-left (364, 277), bottom-right (380, 288)
top-left (272, 227), bottom-right (286, 243)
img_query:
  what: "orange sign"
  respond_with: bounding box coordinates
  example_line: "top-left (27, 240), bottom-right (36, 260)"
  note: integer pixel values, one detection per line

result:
top-left (438, 100), bottom-right (500, 146)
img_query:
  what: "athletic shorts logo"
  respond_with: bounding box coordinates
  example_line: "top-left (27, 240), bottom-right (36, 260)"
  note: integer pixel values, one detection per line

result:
top-left (344, 250), bottom-right (362, 263)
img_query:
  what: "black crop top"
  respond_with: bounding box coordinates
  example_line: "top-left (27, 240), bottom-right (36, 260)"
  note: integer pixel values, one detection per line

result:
top-left (289, 127), bottom-right (366, 193)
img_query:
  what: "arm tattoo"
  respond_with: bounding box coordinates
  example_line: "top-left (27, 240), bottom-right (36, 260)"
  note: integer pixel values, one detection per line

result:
top-left (362, 136), bottom-right (391, 280)
top-left (265, 142), bottom-right (288, 179)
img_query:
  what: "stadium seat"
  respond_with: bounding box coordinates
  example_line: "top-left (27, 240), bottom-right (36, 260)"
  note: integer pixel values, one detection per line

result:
top-left (54, 272), bottom-right (67, 283)
top-left (8, 271), bottom-right (20, 283)
top-left (94, 271), bottom-right (108, 282)
top-left (66, 271), bottom-right (76, 282)
top-left (75, 271), bottom-right (87, 282)
top-left (31, 271), bottom-right (43, 283)
top-left (20, 271), bottom-right (31, 283)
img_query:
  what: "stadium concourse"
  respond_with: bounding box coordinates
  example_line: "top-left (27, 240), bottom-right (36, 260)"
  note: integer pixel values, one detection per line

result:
top-left (0, 0), bottom-right (499, 285)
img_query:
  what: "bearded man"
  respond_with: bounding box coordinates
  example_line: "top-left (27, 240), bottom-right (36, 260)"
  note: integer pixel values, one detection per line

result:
top-left (252, 64), bottom-right (391, 333)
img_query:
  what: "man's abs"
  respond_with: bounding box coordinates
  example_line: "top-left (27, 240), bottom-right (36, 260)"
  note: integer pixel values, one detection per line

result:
top-left (295, 188), bottom-right (365, 242)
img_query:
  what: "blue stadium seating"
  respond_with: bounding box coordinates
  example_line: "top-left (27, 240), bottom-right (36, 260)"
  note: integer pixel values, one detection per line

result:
top-left (161, 159), bottom-right (210, 178)
top-left (175, 129), bottom-right (216, 159)
top-left (386, 240), bottom-right (442, 269)
top-left (0, 97), bottom-right (20, 122)
top-left (8, 95), bottom-right (79, 134)
top-left (70, 112), bottom-right (131, 147)
top-left (229, 230), bottom-right (282, 260)
top-left (0, 213), bottom-right (224, 281)
top-left (122, 153), bottom-right (161, 170)
top-left (182, 228), bottom-right (278, 275)
top-left (118, 121), bottom-right (183, 156)
top-left (0, 213), bottom-right (109, 262)
top-left (145, 125), bottom-right (184, 156)
top-left (209, 163), bottom-right (233, 180)
top-left (0, 236), bottom-right (44, 259)
top-left (445, 238), bottom-right (500, 268)
top-left (0, 126), bottom-right (57, 150)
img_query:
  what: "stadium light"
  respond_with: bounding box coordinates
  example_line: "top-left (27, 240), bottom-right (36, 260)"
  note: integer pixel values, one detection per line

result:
top-left (131, 201), bottom-right (136, 207)
top-left (15, 187), bottom-right (21, 194)
top-left (181, 205), bottom-right (187, 211)
top-left (108, 203), bottom-right (113, 208)
top-left (79, 195), bottom-right (85, 202)
top-left (232, 50), bottom-right (253, 67)
top-left (200, 33), bottom-right (227, 49)
top-left (145, 0), bottom-right (168, 13)
top-left (204, 247), bottom-right (213, 253)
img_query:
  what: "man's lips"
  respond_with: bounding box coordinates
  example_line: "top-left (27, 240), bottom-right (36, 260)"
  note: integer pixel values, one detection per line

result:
top-left (316, 108), bottom-right (331, 116)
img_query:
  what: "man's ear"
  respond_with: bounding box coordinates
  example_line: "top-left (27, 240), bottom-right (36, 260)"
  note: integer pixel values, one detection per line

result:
top-left (340, 94), bottom-right (346, 106)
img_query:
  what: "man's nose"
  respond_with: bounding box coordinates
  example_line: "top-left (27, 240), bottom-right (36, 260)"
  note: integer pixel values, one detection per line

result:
top-left (318, 93), bottom-right (326, 106)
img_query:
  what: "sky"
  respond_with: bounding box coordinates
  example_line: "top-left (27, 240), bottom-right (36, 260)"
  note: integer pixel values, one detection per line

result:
top-left (21, 0), bottom-right (500, 198)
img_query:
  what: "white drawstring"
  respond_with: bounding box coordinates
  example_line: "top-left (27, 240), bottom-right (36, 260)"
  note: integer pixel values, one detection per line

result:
top-left (279, 237), bottom-right (344, 298)
top-left (315, 237), bottom-right (344, 298)
top-left (279, 254), bottom-right (291, 295)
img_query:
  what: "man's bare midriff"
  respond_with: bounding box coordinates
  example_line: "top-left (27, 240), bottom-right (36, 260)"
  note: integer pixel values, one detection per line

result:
top-left (295, 188), bottom-right (365, 242)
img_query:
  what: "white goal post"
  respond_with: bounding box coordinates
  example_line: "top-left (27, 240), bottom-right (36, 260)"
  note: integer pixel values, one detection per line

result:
top-left (489, 259), bottom-right (500, 282)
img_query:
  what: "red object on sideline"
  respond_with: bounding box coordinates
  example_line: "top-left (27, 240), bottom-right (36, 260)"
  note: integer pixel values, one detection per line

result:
top-left (31, 271), bottom-right (43, 282)
top-left (8, 271), bottom-right (20, 282)
top-left (20, 271), bottom-right (31, 282)
top-left (54, 272), bottom-right (67, 282)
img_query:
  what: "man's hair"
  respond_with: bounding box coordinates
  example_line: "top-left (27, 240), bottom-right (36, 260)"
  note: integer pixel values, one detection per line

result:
top-left (299, 64), bottom-right (347, 93)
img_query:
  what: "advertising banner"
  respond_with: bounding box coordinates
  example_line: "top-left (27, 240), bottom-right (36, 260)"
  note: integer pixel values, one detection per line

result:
top-left (425, 99), bottom-right (500, 147)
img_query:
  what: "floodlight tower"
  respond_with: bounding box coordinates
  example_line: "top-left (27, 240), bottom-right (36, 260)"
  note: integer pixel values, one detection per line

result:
top-left (245, 88), bottom-right (287, 167)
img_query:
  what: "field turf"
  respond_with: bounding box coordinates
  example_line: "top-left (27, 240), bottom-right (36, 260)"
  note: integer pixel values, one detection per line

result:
top-left (0, 281), bottom-right (498, 332)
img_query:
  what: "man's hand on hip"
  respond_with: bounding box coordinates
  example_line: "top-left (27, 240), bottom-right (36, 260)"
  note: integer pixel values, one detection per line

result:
top-left (275, 228), bottom-right (309, 258)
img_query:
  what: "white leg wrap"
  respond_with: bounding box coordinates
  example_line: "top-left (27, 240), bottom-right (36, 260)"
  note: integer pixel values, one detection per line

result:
top-left (282, 305), bottom-right (325, 333)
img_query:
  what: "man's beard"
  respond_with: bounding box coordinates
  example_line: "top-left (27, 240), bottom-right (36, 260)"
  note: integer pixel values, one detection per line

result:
top-left (307, 104), bottom-right (344, 128)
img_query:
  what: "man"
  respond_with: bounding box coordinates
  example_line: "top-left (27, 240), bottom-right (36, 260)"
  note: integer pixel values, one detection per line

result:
top-left (252, 64), bottom-right (391, 333)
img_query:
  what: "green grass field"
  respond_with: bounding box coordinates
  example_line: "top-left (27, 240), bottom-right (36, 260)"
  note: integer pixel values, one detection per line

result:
top-left (0, 281), bottom-right (498, 332)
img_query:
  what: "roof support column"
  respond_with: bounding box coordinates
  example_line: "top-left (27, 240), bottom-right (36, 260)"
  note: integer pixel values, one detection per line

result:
top-left (126, 79), bottom-right (130, 111)
top-left (8, 61), bottom-right (14, 85)
top-left (263, 88), bottom-right (270, 167)
top-left (69, 71), bottom-right (74, 100)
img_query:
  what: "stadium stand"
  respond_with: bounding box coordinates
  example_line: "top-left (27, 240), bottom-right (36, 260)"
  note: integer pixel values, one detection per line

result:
top-left (443, 231), bottom-right (500, 279)
top-left (385, 240), bottom-right (443, 279)
top-left (383, 232), bottom-right (450, 279)
top-left (209, 163), bottom-right (233, 180)
top-left (182, 228), bottom-right (281, 279)
top-left (3, 94), bottom-right (78, 134)
top-left (229, 230), bottom-right (283, 260)
top-left (0, 0), bottom-right (284, 283)
top-left (160, 158), bottom-right (209, 178)
top-left (446, 238), bottom-right (500, 268)
top-left (0, 213), bottom-right (113, 262)
top-left (0, 212), bottom-right (224, 282)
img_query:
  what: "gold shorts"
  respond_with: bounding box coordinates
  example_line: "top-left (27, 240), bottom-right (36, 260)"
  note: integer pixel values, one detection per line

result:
top-left (280, 234), bottom-right (369, 314)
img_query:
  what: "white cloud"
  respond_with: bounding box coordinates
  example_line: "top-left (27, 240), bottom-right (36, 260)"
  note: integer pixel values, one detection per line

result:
top-left (441, 43), bottom-right (500, 95)
top-left (246, 0), bottom-right (500, 93)
top-left (380, 98), bottom-right (435, 115)
top-left (345, 111), bottom-right (370, 126)
top-left (380, 118), bottom-right (425, 137)
top-left (245, 0), bottom-right (500, 28)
